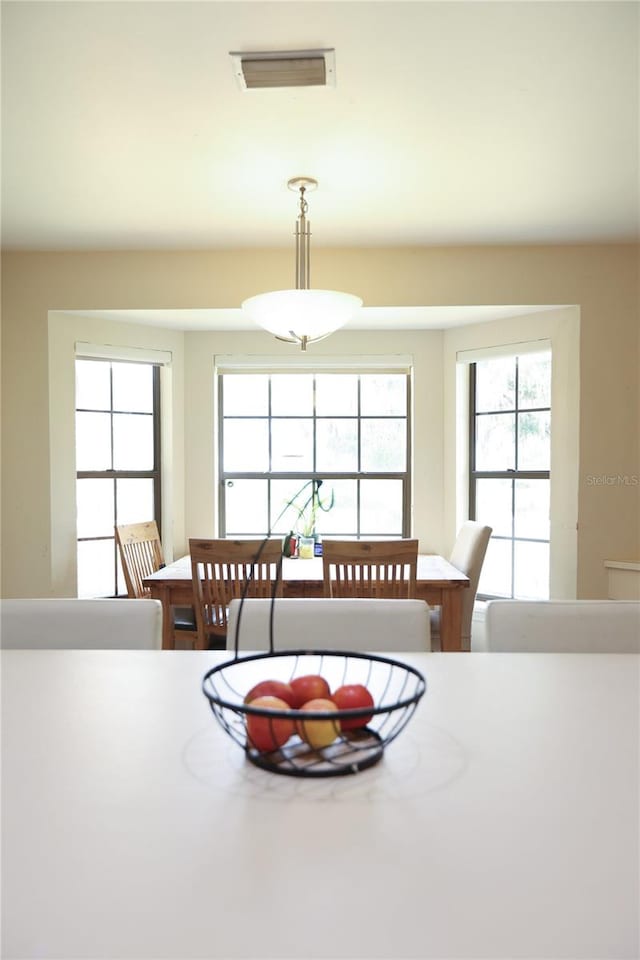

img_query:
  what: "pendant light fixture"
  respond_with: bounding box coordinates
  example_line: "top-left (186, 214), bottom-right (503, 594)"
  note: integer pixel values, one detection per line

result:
top-left (242, 177), bottom-right (362, 350)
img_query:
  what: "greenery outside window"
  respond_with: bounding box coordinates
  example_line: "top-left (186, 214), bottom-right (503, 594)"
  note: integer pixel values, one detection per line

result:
top-left (469, 350), bottom-right (551, 599)
top-left (75, 358), bottom-right (161, 597)
top-left (218, 370), bottom-right (411, 540)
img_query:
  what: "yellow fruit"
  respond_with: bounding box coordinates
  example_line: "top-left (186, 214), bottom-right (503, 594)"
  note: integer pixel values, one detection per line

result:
top-left (296, 697), bottom-right (340, 750)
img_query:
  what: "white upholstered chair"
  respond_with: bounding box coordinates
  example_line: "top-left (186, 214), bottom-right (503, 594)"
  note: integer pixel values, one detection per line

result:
top-left (0, 598), bottom-right (163, 650)
top-left (482, 599), bottom-right (640, 653)
top-left (226, 597), bottom-right (431, 653)
top-left (430, 522), bottom-right (492, 651)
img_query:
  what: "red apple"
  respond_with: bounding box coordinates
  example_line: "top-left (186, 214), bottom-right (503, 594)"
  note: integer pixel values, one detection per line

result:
top-left (295, 698), bottom-right (340, 750)
top-left (289, 674), bottom-right (331, 709)
top-left (332, 684), bottom-right (375, 731)
top-left (244, 679), bottom-right (295, 707)
top-left (245, 696), bottom-right (294, 752)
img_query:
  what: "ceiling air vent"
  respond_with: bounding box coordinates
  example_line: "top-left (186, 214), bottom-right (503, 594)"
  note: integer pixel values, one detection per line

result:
top-left (230, 49), bottom-right (336, 90)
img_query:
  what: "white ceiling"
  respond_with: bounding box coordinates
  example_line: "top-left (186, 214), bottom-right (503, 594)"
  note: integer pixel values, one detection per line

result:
top-left (2, 0), bottom-right (639, 253)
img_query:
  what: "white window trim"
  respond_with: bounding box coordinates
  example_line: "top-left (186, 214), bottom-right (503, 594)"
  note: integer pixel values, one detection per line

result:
top-left (215, 354), bottom-right (413, 374)
top-left (75, 342), bottom-right (172, 365)
top-left (456, 338), bottom-right (552, 365)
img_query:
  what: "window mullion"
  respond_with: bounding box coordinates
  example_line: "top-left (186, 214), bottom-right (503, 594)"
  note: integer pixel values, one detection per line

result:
top-left (357, 376), bottom-right (362, 536)
top-left (514, 356), bottom-right (520, 473)
top-left (109, 363), bottom-right (115, 472)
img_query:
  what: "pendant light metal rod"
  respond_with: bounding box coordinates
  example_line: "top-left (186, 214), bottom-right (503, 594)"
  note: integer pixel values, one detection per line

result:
top-left (291, 177), bottom-right (315, 290)
top-left (294, 198), bottom-right (310, 289)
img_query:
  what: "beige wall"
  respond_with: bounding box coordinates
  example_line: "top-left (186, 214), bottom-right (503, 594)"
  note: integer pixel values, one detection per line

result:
top-left (1, 244), bottom-right (638, 599)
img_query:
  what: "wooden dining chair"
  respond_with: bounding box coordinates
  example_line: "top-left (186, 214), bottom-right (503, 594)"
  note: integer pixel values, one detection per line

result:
top-left (322, 539), bottom-right (419, 599)
top-left (115, 521), bottom-right (197, 646)
top-left (189, 538), bottom-right (284, 650)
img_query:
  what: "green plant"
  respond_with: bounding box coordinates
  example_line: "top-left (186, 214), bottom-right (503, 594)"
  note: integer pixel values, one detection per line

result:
top-left (285, 480), bottom-right (335, 538)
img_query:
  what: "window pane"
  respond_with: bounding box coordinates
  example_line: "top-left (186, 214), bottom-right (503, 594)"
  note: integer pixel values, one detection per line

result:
top-left (272, 374), bottom-right (313, 416)
top-left (226, 479), bottom-right (269, 535)
top-left (360, 479), bottom-right (403, 534)
top-left (518, 352), bottom-right (551, 409)
top-left (514, 479), bottom-right (550, 540)
top-left (112, 362), bottom-right (153, 413)
top-left (77, 539), bottom-right (115, 598)
top-left (316, 375), bottom-right (358, 416)
top-left (361, 374), bottom-right (406, 416)
top-left (322, 479), bottom-right (357, 534)
top-left (116, 478), bottom-right (155, 525)
top-left (478, 537), bottom-right (512, 597)
top-left (471, 352), bottom-right (551, 601)
top-left (223, 420), bottom-right (269, 471)
top-left (219, 372), bottom-right (409, 539)
top-left (76, 358), bottom-right (159, 601)
top-left (518, 411), bottom-right (550, 470)
top-left (475, 478), bottom-right (512, 537)
top-left (361, 419), bottom-right (406, 471)
top-left (76, 412), bottom-right (112, 470)
top-left (475, 357), bottom-right (515, 412)
top-left (76, 359), bottom-right (110, 410)
top-left (313, 480), bottom-right (338, 534)
top-left (475, 413), bottom-right (515, 471)
top-left (77, 478), bottom-right (114, 537)
top-left (113, 413), bottom-right (154, 470)
top-left (271, 419), bottom-right (313, 472)
top-left (514, 540), bottom-right (549, 599)
top-left (316, 419), bottom-right (358, 471)
top-left (223, 374), bottom-right (269, 415)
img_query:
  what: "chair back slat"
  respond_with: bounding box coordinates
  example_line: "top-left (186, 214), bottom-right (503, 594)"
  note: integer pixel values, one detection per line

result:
top-left (189, 539), bottom-right (283, 647)
top-left (322, 539), bottom-right (418, 599)
top-left (115, 521), bottom-right (164, 599)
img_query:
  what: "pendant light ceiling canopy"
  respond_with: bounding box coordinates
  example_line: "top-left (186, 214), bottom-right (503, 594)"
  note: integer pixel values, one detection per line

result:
top-left (241, 177), bottom-right (362, 351)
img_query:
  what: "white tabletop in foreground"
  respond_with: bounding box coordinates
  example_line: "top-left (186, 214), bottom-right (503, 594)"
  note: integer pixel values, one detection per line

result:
top-left (2, 650), bottom-right (638, 960)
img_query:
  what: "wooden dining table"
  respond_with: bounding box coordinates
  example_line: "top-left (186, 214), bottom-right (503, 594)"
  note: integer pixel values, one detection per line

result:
top-left (143, 553), bottom-right (470, 652)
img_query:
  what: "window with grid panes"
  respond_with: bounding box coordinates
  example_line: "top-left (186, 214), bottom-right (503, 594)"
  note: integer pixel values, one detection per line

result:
top-left (219, 371), bottom-right (411, 540)
top-left (469, 350), bottom-right (551, 599)
top-left (75, 358), bottom-right (161, 597)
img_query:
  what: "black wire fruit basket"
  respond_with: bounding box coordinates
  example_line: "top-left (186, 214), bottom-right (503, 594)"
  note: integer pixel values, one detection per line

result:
top-left (202, 647), bottom-right (426, 777)
top-left (200, 535), bottom-right (427, 777)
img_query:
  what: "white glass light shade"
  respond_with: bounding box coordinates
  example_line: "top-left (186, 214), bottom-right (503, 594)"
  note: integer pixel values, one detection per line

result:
top-left (242, 289), bottom-right (362, 343)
